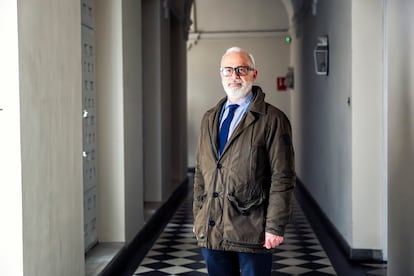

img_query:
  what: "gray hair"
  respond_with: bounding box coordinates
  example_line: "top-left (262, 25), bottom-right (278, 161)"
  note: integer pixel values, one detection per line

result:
top-left (221, 47), bottom-right (256, 68)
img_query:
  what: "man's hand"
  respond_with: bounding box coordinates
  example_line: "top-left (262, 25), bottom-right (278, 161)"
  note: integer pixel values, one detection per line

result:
top-left (263, 232), bottom-right (284, 249)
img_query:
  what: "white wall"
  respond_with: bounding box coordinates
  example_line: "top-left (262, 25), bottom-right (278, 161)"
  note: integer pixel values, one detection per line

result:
top-left (291, 0), bottom-right (386, 256)
top-left (17, 0), bottom-right (85, 274)
top-left (95, 0), bottom-right (126, 242)
top-left (351, 0), bottom-right (385, 253)
top-left (95, 0), bottom-right (145, 243)
top-left (142, 0), bottom-right (163, 201)
top-left (0, 1), bottom-right (24, 275)
top-left (0, 0), bottom-right (191, 274)
top-left (95, 0), bottom-right (188, 244)
top-left (388, 0), bottom-right (414, 274)
top-left (187, 36), bottom-right (292, 166)
top-left (292, 0), bottom-right (354, 245)
top-left (142, 0), bottom-right (189, 202)
top-left (122, 0), bottom-right (144, 243)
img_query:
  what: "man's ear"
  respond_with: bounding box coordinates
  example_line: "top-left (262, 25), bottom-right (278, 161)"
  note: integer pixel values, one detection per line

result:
top-left (253, 70), bottom-right (258, 80)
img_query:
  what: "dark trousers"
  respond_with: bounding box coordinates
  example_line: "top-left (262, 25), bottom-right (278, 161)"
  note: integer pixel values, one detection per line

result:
top-left (201, 248), bottom-right (272, 276)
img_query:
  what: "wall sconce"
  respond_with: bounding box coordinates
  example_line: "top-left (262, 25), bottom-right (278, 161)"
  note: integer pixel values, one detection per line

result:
top-left (314, 36), bottom-right (329, 75)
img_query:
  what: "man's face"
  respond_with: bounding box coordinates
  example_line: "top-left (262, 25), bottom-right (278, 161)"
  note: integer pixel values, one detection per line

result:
top-left (220, 52), bottom-right (258, 102)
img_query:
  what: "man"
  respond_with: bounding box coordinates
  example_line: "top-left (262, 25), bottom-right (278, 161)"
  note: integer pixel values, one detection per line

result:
top-left (193, 47), bottom-right (296, 276)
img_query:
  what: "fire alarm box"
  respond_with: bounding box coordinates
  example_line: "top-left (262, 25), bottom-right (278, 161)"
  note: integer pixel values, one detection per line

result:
top-left (277, 77), bottom-right (287, 91)
top-left (314, 36), bottom-right (329, 75)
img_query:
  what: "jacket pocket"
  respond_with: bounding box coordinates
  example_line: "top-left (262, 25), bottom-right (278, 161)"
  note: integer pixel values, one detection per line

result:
top-left (194, 193), bottom-right (206, 210)
top-left (227, 194), bottom-right (264, 215)
top-left (193, 193), bottom-right (207, 241)
top-left (224, 194), bottom-right (266, 245)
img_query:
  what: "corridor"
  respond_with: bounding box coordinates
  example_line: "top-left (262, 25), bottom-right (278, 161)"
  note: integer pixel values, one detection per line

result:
top-left (3, 1), bottom-right (413, 275)
top-left (127, 175), bottom-right (386, 276)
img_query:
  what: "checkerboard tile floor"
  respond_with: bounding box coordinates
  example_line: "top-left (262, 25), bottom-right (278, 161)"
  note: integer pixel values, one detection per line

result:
top-left (132, 193), bottom-right (338, 276)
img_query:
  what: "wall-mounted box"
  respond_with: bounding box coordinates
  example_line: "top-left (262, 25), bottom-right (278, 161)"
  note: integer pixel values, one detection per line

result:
top-left (314, 36), bottom-right (329, 75)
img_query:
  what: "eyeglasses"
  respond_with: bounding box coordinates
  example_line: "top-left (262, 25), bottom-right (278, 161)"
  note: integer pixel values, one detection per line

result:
top-left (220, 66), bottom-right (254, 77)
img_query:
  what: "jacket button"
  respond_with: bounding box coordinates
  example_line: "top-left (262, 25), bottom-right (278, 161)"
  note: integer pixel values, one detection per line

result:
top-left (217, 163), bottom-right (222, 169)
top-left (212, 192), bottom-right (219, 198)
top-left (209, 220), bottom-right (215, 226)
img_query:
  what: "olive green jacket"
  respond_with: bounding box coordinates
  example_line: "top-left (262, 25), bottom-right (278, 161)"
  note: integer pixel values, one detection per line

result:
top-left (193, 86), bottom-right (296, 253)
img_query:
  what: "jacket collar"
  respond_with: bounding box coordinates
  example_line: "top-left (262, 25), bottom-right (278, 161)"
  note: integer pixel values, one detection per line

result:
top-left (206, 85), bottom-right (267, 159)
top-left (248, 85), bottom-right (266, 115)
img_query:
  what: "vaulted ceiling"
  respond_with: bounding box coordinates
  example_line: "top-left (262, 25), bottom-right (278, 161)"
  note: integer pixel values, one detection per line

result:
top-left (188, 0), bottom-right (315, 38)
top-left (191, 0), bottom-right (289, 33)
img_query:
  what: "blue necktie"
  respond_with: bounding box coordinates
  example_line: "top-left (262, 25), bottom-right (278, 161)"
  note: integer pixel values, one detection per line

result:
top-left (219, 104), bottom-right (239, 155)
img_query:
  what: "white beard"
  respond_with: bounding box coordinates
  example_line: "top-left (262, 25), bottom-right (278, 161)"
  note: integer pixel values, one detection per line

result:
top-left (222, 79), bottom-right (253, 100)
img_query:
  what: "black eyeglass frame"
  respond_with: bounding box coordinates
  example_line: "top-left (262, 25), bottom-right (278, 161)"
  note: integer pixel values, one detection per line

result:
top-left (220, 66), bottom-right (255, 76)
